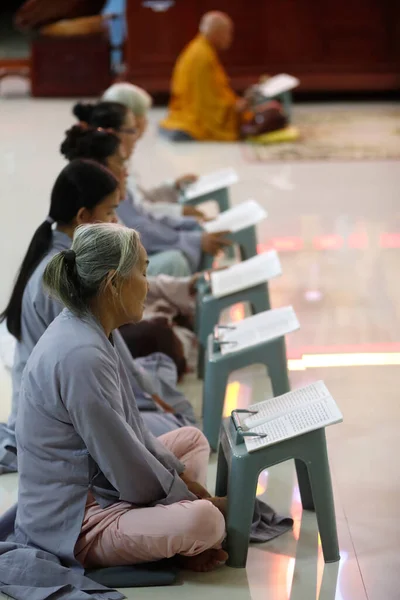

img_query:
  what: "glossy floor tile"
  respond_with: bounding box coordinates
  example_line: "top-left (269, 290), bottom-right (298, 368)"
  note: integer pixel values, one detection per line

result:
top-left (0, 89), bottom-right (399, 599)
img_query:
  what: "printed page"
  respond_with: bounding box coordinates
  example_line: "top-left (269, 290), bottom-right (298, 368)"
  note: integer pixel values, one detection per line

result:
top-left (244, 393), bottom-right (343, 453)
top-left (184, 167), bottom-right (238, 200)
top-left (210, 250), bottom-right (282, 298)
top-left (218, 306), bottom-right (299, 355)
top-left (203, 199), bottom-right (267, 234)
top-left (243, 381), bottom-right (330, 429)
top-left (258, 74), bottom-right (300, 98)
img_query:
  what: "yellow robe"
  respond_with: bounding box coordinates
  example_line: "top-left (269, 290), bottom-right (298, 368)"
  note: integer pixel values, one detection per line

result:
top-left (161, 34), bottom-right (239, 141)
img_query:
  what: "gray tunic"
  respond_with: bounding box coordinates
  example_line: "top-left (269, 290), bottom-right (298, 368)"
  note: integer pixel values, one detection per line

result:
top-left (0, 230), bottom-right (196, 474)
top-left (15, 310), bottom-right (194, 563)
top-left (117, 190), bottom-right (203, 272)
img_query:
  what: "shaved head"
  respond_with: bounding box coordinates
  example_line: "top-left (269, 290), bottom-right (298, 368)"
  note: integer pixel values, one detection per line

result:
top-left (199, 11), bottom-right (233, 50)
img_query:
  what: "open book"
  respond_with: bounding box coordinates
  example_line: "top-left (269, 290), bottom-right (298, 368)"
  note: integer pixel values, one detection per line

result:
top-left (217, 305), bottom-right (299, 355)
top-left (183, 167), bottom-right (238, 201)
top-left (258, 74), bottom-right (300, 98)
top-left (210, 250), bottom-right (281, 298)
top-left (203, 199), bottom-right (267, 234)
top-left (234, 381), bottom-right (343, 453)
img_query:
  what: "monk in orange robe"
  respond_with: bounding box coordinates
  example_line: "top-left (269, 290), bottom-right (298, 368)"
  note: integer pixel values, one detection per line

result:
top-left (160, 12), bottom-right (243, 142)
top-left (160, 11), bottom-right (285, 142)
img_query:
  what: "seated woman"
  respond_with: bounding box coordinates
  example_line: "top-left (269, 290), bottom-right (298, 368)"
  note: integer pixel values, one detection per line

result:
top-left (0, 160), bottom-right (197, 475)
top-left (71, 100), bottom-right (231, 277)
top-left (15, 221), bottom-right (227, 576)
top-left (60, 122), bottom-right (199, 373)
top-left (102, 82), bottom-right (204, 221)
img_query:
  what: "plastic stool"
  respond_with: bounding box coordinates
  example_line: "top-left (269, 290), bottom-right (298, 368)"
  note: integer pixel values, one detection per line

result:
top-left (215, 416), bottom-right (340, 567)
top-left (180, 186), bottom-right (230, 213)
top-left (203, 334), bottom-right (289, 451)
top-left (195, 280), bottom-right (271, 379)
top-left (199, 224), bottom-right (258, 271)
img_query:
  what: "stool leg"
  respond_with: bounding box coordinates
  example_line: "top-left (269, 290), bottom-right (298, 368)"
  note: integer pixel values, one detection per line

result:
top-left (238, 229), bottom-right (257, 261)
top-left (250, 285), bottom-right (271, 314)
top-left (200, 254), bottom-right (215, 272)
top-left (294, 459), bottom-right (315, 511)
top-left (216, 189), bottom-right (235, 259)
top-left (266, 337), bottom-right (290, 396)
top-left (226, 460), bottom-right (257, 567)
top-left (202, 364), bottom-right (229, 451)
top-left (307, 430), bottom-right (340, 563)
top-left (215, 444), bottom-right (228, 496)
top-left (217, 189), bottom-right (230, 213)
top-left (197, 344), bottom-right (205, 379)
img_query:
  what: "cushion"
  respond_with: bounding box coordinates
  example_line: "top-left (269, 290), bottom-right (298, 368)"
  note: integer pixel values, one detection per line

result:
top-left (85, 563), bottom-right (178, 588)
top-left (248, 126), bottom-right (300, 145)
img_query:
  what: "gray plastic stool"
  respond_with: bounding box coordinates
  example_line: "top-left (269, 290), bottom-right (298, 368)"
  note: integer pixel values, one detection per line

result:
top-left (195, 279), bottom-right (271, 379)
top-left (203, 334), bottom-right (289, 451)
top-left (180, 186), bottom-right (230, 213)
top-left (216, 416), bottom-right (340, 567)
top-left (200, 224), bottom-right (258, 271)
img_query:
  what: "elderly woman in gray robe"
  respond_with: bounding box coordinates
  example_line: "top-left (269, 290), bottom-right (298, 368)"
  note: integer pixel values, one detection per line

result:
top-left (10, 222), bottom-right (227, 594)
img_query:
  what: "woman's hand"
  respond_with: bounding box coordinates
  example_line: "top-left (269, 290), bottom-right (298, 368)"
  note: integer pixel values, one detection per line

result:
top-left (180, 472), bottom-right (211, 499)
top-left (175, 174), bottom-right (198, 190)
top-left (201, 231), bottom-right (232, 255)
top-left (151, 394), bottom-right (175, 414)
top-left (183, 205), bottom-right (206, 221)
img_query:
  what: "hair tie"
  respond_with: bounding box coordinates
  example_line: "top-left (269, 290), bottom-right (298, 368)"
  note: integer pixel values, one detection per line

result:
top-left (63, 249), bottom-right (76, 266)
top-left (45, 215), bottom-right (55, 225)
top-left (96, 127), bottom-right (114, 134)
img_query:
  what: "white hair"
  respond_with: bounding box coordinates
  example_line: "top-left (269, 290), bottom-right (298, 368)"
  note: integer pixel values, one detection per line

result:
top-left (102, 83), bottom-right (153, 117)
top-left (43, 223), bottom-right (141, 316)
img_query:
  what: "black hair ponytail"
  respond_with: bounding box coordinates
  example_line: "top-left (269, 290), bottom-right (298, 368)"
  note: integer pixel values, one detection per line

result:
top-left (0, 220), bottom-right (53, 339)
top-left (0, 160), bottom-right (118, 340)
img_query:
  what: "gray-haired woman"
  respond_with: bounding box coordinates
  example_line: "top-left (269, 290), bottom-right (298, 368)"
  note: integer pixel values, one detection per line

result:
top-left (14, 222), bottom-right (227, 589)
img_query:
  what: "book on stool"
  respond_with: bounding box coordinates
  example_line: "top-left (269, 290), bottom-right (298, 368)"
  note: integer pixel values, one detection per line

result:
top-left (203, 199), bottom-right (267, 234)
top-left (209, 250), bottom-right (282, 298)
top-left (214, 305), bottom-right (300, 355)
top-left (182, 167), bottom-right (238, 201)
top-left (232, 381), bottom-right (343, 453)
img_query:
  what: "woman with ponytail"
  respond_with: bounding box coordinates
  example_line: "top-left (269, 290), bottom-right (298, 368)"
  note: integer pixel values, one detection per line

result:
top-left (71, 100), bottom-right (232, 277)
top-left (1, 223), bottom-right (226, 595)
top-left (0, 160), bottom-right (197, 475)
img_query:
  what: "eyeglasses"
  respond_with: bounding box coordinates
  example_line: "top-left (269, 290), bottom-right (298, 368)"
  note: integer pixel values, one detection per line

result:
top-left (120, 127), bottom-right (137, 135)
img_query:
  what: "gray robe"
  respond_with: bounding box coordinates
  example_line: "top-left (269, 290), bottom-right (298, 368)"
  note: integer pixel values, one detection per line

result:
top-left (0, 310), bottom-right (195, 599)
top-left (117, 190), bottom-right (203, 272)
top-left (0, 230), bottom-right (196, 474)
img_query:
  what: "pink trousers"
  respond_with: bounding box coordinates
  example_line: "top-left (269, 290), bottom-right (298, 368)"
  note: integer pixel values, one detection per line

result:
top-left (76, 427), bottom-right (226, 568)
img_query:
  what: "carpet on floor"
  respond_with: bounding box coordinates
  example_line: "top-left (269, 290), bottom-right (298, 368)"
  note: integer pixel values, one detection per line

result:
top-left (243, 106), bottom-right (400, 162)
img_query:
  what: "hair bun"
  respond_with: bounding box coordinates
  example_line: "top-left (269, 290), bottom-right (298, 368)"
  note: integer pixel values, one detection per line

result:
top-left (72, 102), bottom-right (95, 124)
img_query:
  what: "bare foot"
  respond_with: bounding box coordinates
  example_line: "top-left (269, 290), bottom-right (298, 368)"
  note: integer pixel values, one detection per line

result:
top-left (177, 548), bottom-right (228, 572)
top-left (208, 496), bottom-right (227, 518)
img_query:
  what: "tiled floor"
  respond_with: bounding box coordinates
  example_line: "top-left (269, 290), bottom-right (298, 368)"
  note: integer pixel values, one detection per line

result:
top-left (0, 85), bottom-right (399, 599)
